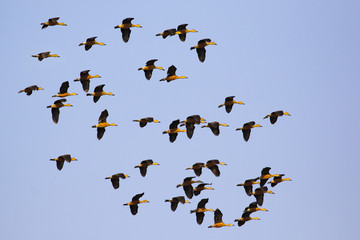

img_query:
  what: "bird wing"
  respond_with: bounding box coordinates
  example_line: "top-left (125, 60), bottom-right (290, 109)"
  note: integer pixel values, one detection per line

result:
top-left (139, 166), bottom-right (148, 177)
top-left (122, 17), bottom-right (134, 24)
top-left (169, 119), bottom-right (180, 129)
top-left (169, 133), bottom-right (178, 143)
top-left (242, 129), bottom-right (251, 142)
top-left (130, 204), bottom-right (138, 215)
top-left (98, 109), bottom-right (109, 123)
top-left (261, 167), bottom-right (271, 176)
top-left (185, 123), bottom-right (195, 139)
top-left (110, 177), bottom-right (120, 189)
top-left (59, 81), bottom-right (69, 94)
top-left (51, 108), bottom-right (60, 124)
top-left (56, 159), bottom-right (64, 170)
top-left (94, 84), bottom-right (105, 93)
top-left (209, 165), bottom-right (220, 177)
top-left (60, 154), bottom-right (72, 163)
top-left (146, 59), bottom-right (158, 66)
top-left (196, 47), bottom-right (206, 62)
top-left (197, 198), bottom-right (209, 209)
top-left (121, 28), bottom-right (131, 43)
top-left (80, 80), bottom-right (90, 92)
top-left (167, 65), bottom-right (177, 76)
top-left (196, 212), bottom-right (205, 225)
top-left (132, 192), bottom-right (144, 201)
top-left (214, 209), bottom-right (223, 224)
top-left (244, 185), bottom-right (253, 196)
top-left (80, 70), bottom-right (90, 77)
top-left (144, 70), bottom-right (153, 80)
top-left (270, 115), bottom-right (278, 124)
top-left (225, 104), bottom-right (233, 113)
top-left (183, 185), bottom-right (194, 199)
top-left (85, 45), bottom-right (93, 51)
top-left (97, 127), bottom-right (106, 140)
top-left (171, 201), bottom-right (179, 212)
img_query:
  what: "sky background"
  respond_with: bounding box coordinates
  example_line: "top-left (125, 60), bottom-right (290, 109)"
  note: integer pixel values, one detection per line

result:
top-left (1, 0), bottom-right (360, 239)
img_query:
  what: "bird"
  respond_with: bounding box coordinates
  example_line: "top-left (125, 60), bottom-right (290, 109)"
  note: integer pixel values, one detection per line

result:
top-left (264, 110), bottom-right (291, 124)
top-left (259, 167), bottom-right (282, 187)
top-left (73, 70), bottom-right (101, 93)
top-left (185, 162), bottom-right (205, 177)
top-left (165, 196), bottom-right (190, 212)
top-left (190, 198), bottom-right (214, 225)
top-left (52, 81), bottom-right (77, 98)
top-left (193, 183), bottom-right (214, 196)
top-left (18, 85), bottom-right (44, 96)
top-left (201, 121), bottom-right (229, 136)
top-left (92, 109), bottom-right (117, 140)
top-left (205, 159), bottom-right (227, 177)
top-left (176, 177), bottom-right (202, 199)
top-left (114, 17), bottom-right (142, 43)
top-left (162, 119), bottom-right (186, 143)
top-left (180, 115), bottom-right (206, 139)
top-left (123, 192), bottom-right (149, 215)
top-left (133, 117), bottom-right (160, 128)
top-left (190, 38), bottom-right (217, 62)
top-left (175, 24), bottom-right (197, 42)
top-left (234, 211), bottom-right (260, 227)
top-left (86, 84), bottom-right (115, 103)
top-left (138, 59), bottom-right (165, 80)
top-left (237, 178), bottom-right (260, 196)
top-left (79, 37), bottom-right (106, 51)
top-left (134, 159), bottom-right (159, 177)
top-left (47, 99), bottom-right (72, 124)
top-left (218, 96), bottom-right (245, 113)
top-left (50, 154), bottom-right (77, 171)
top-left (243, 202), bottom-right (268, 213)
top-left (268, 174), bottom-right (292, 187)
top-left (41, 17), bottom-right (67, 29)
top-left (156, 28), bottom-right (177, 39)
top-left (32, 51), bottom-right (59, 61)
top-left (105, 173), bottom-right (129, 189)
top-left (252, 186), bottom-right (274, 206)
top-left (159, 65), bottom-right (188, 82)
top-left (236, 121), bottom-right (262, 142)
top-left (208, 209), bottom-right (233, 228)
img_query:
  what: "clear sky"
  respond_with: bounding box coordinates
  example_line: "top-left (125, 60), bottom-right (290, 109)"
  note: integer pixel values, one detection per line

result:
top-left (1, 0), bottom-right (360, 239)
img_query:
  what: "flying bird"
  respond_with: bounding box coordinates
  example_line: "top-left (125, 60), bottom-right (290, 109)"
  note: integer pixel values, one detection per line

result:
top-left (205, 159), bottom-right (227, 177)
top-left (41, 17), bottom-right (67, 29)
top-left (165, 196), bottom-right (190, 212)
top-left (264, 110), bottom-right (291, 124)
top-left (268, 174), bottom-right (292, 187)
top-left (180, 115), bottom-right (206, 139)
top-left (159, 65), bottom-right (188, 82)
top-left (18, 85), bottom-right (44, 96)
top-left (73, 70), bottom-right (101, 93)
top-left (133, 117), bottom-right (160, 128)
top-left (201, 121), bottom-right (229, 136)
top-left (234, 211), bottom-right (260, 227)
top-left (79, 37), bottom-right (106, 51)
top-left (185, 162), bottom-right (205, 177)
top-left (114, 17), bottom-right (142, 43)
top-left (175, 24), bottom-right (197, 42)
top-left (237, 178), bottom-right (260, 196)
top-left (190, 38), bottom-right (217, 62)
top-left (193, 183), bottom-right (214, 196)
top-left (252, 186), bottom-right (274, 206)
top-left (208, 209), bottom-right (233, 228)
top-left (162, 119), bottom-right (186, 142)
top-left (92, 109), bottom-right (117, 140)
top-left (236, 121), bottom-right (262, 142)
top-left (134, 159), bottom-right (159, 177)
top-left (52, 81), bottom-right (77, 98)
top-left (47, 99), bottom-right (72, 124)
top-left (86, 84), bottom-right (115, 103)
top-left (32, 51), bottom-right (59, 61)
top-left (105, 173), bottom-right (129, 189)
top-left (50, 154), bottom-right (77, 171)
top-left (176, 177), bottom-right (202, 199)
top-left (190, 198), bottom-right (214, 225)
top-left (123, 193), bottom-right (149, 215)
top-left (218, 96), bottom-right (244, 113)
top-left (138, 59), bottom-right (164, 80)
top-left (156, 28), bottom-right (176, 38)
top-left (243, 202), bottom-right (268, 213)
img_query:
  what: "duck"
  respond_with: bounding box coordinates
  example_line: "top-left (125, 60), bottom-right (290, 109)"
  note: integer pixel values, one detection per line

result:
top-left (114, 17), bottom-right (142, 43)
top-left (18, 85), bottom-right (44, 96)
top-left (268, 174), bottom-right (292, 187)
top-left (252, 186), bottom-right (274, 206)
top-left (162, 119), bottom-right (186, 142)
top-left (86, 84), bottom-right (115, 103)
top-left (175, 24), bottom-right (197, 42)
top-left (165, 196), bottom-right (190, 212)
top-left (138, 59), bottom-right (164, 80)
top-left (73, 70), bottom-right (101, 93)
top-left (105, 173), bottom-right (129, 189)
top-left (180, 115), bottom-right (206, 139)
top-left (264, 110), bottom-right (291, 124)
top-left (47, 99), bottom-right (72, 124)
top-left (208, 209), bottom-right (233, 228)
top-left (190, 198), bottom-right (214, 225)
top-left (193, 183), bottom-right (214, 196)
top-left (159, 65), bottom-right (188, 82)
top-left (236, 121), bottom-right (262, 142)
top-left (176, 176), bottom-right (202, 199)
top-left (92, 109), bottom-right (117, 140)
top-left (185, 162), bottom-right (205, 177)
top-left (134, 159), bottom-right (159, 177)
top-left (243, 202), bottom-right (268, 213)
top-left (234, 211), bottom-right (260, 227)
top-left (237, 178), bottom-right (260, 196)
top-left (52, 81), bottom-right (77, 98)
top-left (190, 38), bottom-right (216, 62)
top-left (259, 167), bottom-right (282, 187)
top-left (32, 51), bottom-right (59, 61)
top-left (156, 28), bottom-right (177, 39)
top-left (205, 159), bottom-right (227, 177)
top-left (79, 37), bottom-right (106, 51)
top-left (41, 17), bottom-right (67, 29)
top-left (133, 117), bottom-right (160, 128)
top-left (201, 121), bottom-right (229, 136)
top-left (218, 96), bottom-right (244, 113)
top-left (50, 154), bottom-right (77, 171)
top-left (123, 192), bottom-right (149, 215)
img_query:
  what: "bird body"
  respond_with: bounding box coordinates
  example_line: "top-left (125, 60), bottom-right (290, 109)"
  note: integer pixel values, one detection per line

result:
top-left (114, 18), bottom-right (142, 43)
top-left (264, 110), bottom-right (291, 124)
top-left (92, 109), bottom-right (117, 140)
top-left (190, 38), bottom-right (216, 62)
top-left (159, 65), bottom-right (187, 82)
top-left (41, 17), bottom-right (67, 29)
top-left (79, 37), bottom-right (106, 51)
top-left (218, 96), bottom-right (245, 113)
top-left (18, 85), bottom-right (43, 95)
top-left (32, 51), bottom-right (59, 61)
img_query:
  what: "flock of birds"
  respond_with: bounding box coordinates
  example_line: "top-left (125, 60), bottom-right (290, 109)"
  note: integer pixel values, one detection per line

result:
top-left (19, 17), bottom-right (292, 229)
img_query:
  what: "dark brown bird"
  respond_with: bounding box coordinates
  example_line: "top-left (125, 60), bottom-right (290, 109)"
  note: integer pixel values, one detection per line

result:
top-left (190, 38), bottom-right (217, 62)
top-left (133, 117), bottom-right (160, 127)
top-left (41, 17), bottom-right (67, 29)
top-left (218, 96), bottom-right (245, 113)
top-left (180, 115), bottom-right (206, 139)
top-left (237, 178), bottom-right (260, 196)
top-left (50, 154), bottom-right (77, 171)
top-left (114, 18), bottom-right (142, 43)
top-left (193, 183), bottom-right (214, 196)
top-left (208, 209), bottom-right (233, 228)
top-left (105, 173), bottom-right (130, 189)
top-left (52, 81), bottom-right (77, 98)
top-left (190, 198), bottom-right (214, 225)
top-left (138, 59), bottom-right (165, 80)
top-left (205, 159), bottom-right (227, 177)
top-left (134, 159), bottom-right (159, 177)
top-left (268, 174), bottom-right (292, 187)
top-left (32, 51), bottom-right (59, 61)
top-left (175, 24), bottom-right (197, 42)
top-left (243, 202), bottom-right (268, 213)
top-left (162, 119), bottom-right (186, 142)
top-left (47, 99), bottom-right (72, 124)
top-left (259, 167), bottom-right (282, 187)
top-left (123, 192), bottom-right (149, 215)
top-left (236, 121), bottom-right (262, 142)
top-left (252, 186), bottom-right (274, 206)
top-left (156, 28), bottom-right (177, 38)
top-left (185, 162), bottom-right (205, 177)
top-left (159, 65), bottom-right (188, 82)
top-left (86, 84), bottom-right (115, 103)
top-left (18, 85), bottom-right (44, 96)
top-left (264, 110), bottom-right (291, 124)
top-left (79, 37), bottom-right (106, 51)
top-left (92, 109), bottom-right (117, 140)
top-left (234, 211), bottom-right (260, 227)
top-left (176, 177), bottom-right (202, 199)
top-left (165, 196), bottom-right (190, 212)
top-left (73, 70), bottom-right (101, 93)
top-left (201, 121), bottom-right (229, 136)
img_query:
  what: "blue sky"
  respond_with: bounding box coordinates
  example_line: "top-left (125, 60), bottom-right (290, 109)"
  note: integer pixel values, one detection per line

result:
top-left (1, 0), bottom-right (360, 239)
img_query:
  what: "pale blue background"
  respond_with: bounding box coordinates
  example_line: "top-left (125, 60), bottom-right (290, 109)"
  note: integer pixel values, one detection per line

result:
top-left (1, 0), bottom-right (360, 239)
